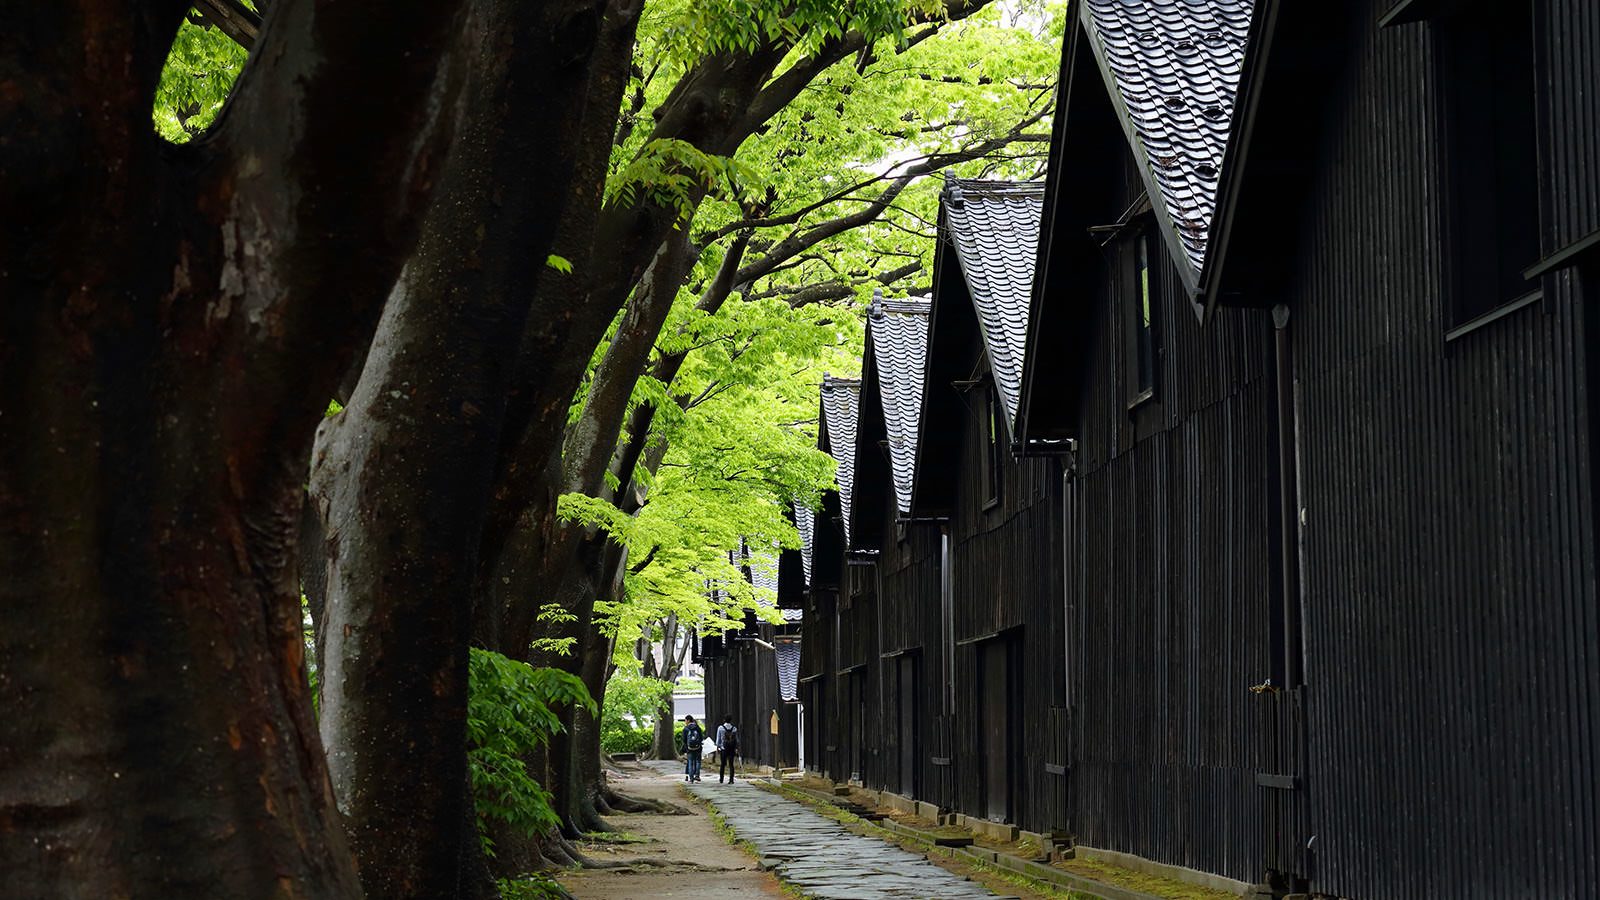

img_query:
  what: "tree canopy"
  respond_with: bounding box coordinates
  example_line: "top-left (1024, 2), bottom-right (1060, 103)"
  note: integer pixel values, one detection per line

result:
top-left (0, 1), bottom-right (1065, 897)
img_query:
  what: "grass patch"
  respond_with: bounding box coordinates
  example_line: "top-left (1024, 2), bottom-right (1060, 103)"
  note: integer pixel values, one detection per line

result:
top-left (497, 874), bottom-right (567, 900)
top-left (1055, 856), bottom-right (1239, 900)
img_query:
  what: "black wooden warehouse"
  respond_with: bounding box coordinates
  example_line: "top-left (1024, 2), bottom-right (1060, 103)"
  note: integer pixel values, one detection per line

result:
top-left (697, 544), bottom-right (802, 771)
top-left (1193, 0), bottom-right (1600, 896)
top-left (751, 0), bottom-right (1600, 897)
top-left (1021, 0), bottom-right (1279, 885)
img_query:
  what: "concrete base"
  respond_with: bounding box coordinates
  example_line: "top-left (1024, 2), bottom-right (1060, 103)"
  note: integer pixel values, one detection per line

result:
top-left (1077, 844), bottom-right (1254, 897)
top-left (875, 790), bottom-right (919, 815)
top-left (1018, 829), bottom-right (1072, 860)
top-left (955, 814), bottom-right (1019, 843)
top-left (915, 800), bottom-right (942, 822)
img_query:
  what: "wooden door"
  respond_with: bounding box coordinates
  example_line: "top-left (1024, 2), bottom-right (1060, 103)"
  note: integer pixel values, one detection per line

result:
top-left (981, 640), bottom-right (1010, 822)
top-left (850, 671), bottom-right (865, 783)
top-left (897, 656), bottom-right (917, 797)
top-left (1260, 687), bottom-right (1311, 884)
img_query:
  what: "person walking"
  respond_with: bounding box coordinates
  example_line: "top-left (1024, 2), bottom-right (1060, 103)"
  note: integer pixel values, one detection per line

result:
top-left (715, 715), bottom-right (740, 783)
top-left (681, 715), bottom-right (705, 782)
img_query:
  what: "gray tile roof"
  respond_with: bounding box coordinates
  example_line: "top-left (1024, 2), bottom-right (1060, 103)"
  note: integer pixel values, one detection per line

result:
top-left (775, 639), bottom-right (801, 701)
top-left (819, 376), bottom-right (861, 547)
top-left (867, 296), bottom-right (933, 516)
top-left (746, 544), bottom-right (778, 600)
top-left (795, 503), bottom-right (815, 588)
top-left (1081, 0), bottom-right (1252, 289)
top-left (744, 545), bottom-right (802, 623)
top-left (943, 179), bottom-right (1045, 440)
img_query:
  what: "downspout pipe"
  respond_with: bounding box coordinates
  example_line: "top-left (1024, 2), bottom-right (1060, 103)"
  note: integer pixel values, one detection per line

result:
top-left (1273, 304), bottom-right (1305, 689)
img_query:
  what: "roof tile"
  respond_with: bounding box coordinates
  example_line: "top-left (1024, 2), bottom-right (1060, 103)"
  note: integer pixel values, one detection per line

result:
top-left (820, 376), bottom-right (861, 546)
top-left (867, 296), bottom-right (932, 516)
top-left (775, 639), bottom-right (801, 701)
top-left (795, 504), bottom-right (815, 588)
top-left (943, 179), bottom-right (1045, 437)
top-left (1082, 0), bottom-right (1252, 283)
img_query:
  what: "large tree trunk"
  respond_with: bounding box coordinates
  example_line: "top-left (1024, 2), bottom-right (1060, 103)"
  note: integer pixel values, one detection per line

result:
top-left (311, 273), bottom-right (513, 899)
top-left (0, 0), bottom-right (467, 895)
top-left (528, 532), bottom-right (608, 836)
top-left (306, 1), bottom-right (635, 897)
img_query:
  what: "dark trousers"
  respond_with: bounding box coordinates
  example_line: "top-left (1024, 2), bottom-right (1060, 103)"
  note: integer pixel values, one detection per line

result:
top-left (719, 751), bottom-right (735, 781)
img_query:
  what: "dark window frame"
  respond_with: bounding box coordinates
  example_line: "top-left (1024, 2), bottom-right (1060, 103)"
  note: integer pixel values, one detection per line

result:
top-left (1122, 226), bottom-right (1159, 409)
top-left (981, 384), bottom-right (1003, 510)
top-left (1433, 0), bottom-right (1542, 338)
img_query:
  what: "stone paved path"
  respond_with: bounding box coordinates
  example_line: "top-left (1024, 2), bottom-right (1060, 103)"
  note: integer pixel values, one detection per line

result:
top-left (656, 764), bottom-right (1015, 900)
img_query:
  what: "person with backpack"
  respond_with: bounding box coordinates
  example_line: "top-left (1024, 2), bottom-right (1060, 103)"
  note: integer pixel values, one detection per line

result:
top-left (680, 715), bottom-right (704, 782)
top-left (715, 715), bottom-right (739, 783)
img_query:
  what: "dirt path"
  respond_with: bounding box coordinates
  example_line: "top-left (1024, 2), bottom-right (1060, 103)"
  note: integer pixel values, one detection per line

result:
top-left (555, 763), bottom-right (785, 900)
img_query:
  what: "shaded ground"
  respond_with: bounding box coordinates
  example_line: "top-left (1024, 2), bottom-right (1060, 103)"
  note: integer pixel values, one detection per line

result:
top-left (555, 763), bottom-right (785, 900)
top-left (557, 763), bottom-right (1233, 900)
top-left (781, 776), bottom-right (1238, 900)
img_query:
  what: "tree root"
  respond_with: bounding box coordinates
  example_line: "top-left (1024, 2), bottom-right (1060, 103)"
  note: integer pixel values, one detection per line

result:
top-left (541, 832), bottom-right (632, 870)
top-left (600, 785), bottom-right (686, 815)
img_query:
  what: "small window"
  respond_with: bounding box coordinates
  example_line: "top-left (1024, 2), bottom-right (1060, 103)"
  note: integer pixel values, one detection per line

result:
top-left (1124, 230), bottom-right (1158, 406)
top-left (1436, 0), bottom-right (1540, 332)
top-left (983, 386), bottom-right (1003, 508)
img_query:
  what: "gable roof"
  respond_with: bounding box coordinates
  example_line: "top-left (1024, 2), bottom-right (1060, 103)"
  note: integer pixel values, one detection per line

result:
top-left (775, 638), bottom-right (801, 701)
top-left (818, 376), bottom-right (861, 547)
top-left (943, 179), bottom-right (1045, 440)
top-left (1019, 0), bottom-right (1255, 447)
top-left (1079, 0), bottom-right (1253, 299)
top-left (744, 544), bottom-right (802, 623)
top-left (795, 503), bottom-right (815, 588)
top-left (865, 296), bottom-right (932, 517)
top-left (1200, 0), bottom-right (1357, 314)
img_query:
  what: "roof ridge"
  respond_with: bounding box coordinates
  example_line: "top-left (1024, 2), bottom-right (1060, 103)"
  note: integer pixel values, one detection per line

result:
top-left (944, 177), bottom-right (1046, 197)
top-left (874, 298), bottom-right (932, 316)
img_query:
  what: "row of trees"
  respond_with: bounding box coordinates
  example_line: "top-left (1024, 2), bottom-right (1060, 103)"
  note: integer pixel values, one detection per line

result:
top-left (0, 1), bottom-right (1058, 898)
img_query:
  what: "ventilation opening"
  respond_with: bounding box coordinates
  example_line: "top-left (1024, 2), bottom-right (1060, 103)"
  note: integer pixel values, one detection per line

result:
top-left (153, 2), bottom-right (256, 144)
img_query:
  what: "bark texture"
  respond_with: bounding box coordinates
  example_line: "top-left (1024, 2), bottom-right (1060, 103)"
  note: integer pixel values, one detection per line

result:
top-left (0, 0), bottom-right (467, 896)
top-left (306, 0), bottom-right (639, 896)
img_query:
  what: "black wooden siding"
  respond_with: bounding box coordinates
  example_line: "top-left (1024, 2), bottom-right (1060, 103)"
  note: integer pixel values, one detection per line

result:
top-left (1543, 0), bottom-right (1599, 253)
top-left (1257, 6), bottom-right (1600, 898)
top-left (703, 635), bottom-right (796, 769)
top-left (876, 512), bottom-right (949, 807)
top-left (936, 331), bottom-right (1066, 833)
top-left (799, 586), bottom-right (838, 778)
top-left (1061, 126), bottom-right (1280, 882)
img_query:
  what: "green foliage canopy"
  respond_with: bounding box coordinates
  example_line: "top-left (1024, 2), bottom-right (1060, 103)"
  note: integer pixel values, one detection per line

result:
top-left (153, 14), bottom-right (249, 142)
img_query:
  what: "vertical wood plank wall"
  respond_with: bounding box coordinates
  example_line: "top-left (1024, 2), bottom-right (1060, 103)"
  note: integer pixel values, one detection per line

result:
top-left (782, 5), bottom-right (1600, 897)
top-left (1064, 137), bottom-right (1279, 882)
top-left (703, 637), bottom-right (789, 769)
top-left (941, 336), bottom-right (1066, 833)
top-left (1280, 5), bottom-right (1600, 897)
top-left (877, 513), bottom-right (948, 807)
